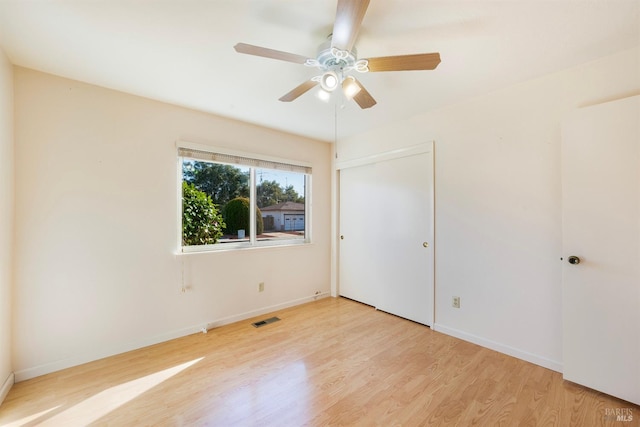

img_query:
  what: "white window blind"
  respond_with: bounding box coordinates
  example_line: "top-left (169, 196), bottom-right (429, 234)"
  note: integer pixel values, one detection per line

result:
top-left (178, 147), bottom-right (312, 174)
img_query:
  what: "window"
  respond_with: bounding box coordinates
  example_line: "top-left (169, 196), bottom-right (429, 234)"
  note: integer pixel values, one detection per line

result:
top-left (178, 144), bottom-right (311, 252)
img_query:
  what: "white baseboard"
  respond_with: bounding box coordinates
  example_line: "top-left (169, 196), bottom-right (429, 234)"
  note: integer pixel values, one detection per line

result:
top-left (204, 292), bottom-right (329, 330)
top-left (433, 323), bottom-right (563, 373)
top-left (1, 372), bottom-right (14, 405)
top-left (14, 293), bottom-right (330, 382)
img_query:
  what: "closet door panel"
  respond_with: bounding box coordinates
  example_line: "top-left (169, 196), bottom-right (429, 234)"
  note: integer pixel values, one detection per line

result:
top-left (339, 145), bottom-right (434, 325)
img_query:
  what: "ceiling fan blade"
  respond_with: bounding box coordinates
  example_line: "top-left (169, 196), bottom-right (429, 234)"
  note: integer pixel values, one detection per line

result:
top-left (279, 80), bottom-right (319, 102)
top-left (348, 77), bottom-right (376, 109)
top-left (365, 53), bottom-right (441, 72)
top-left (234, 43), bottom-right (309, 64)
top-left (331, 0), bottom-right (370, 52)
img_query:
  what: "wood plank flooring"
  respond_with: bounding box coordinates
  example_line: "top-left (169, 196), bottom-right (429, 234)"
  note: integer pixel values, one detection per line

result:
top-left (0, 297), bottom-right (637, 426)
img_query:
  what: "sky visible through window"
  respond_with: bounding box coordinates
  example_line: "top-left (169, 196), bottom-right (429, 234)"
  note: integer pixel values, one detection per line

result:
top-left (257, 169), bottom-right (305, 196)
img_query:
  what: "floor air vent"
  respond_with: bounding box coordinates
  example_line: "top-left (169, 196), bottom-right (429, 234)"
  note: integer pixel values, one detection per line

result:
top-left (252, 317), bottom-right (281, 328)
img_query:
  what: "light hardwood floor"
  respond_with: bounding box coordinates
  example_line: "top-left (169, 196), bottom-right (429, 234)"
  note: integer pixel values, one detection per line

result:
top-left (0, 297), bottom-right (637, 426)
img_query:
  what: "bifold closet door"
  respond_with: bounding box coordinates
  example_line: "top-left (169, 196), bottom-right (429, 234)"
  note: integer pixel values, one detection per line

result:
top-left (339, 147), bottom-right (434, 325)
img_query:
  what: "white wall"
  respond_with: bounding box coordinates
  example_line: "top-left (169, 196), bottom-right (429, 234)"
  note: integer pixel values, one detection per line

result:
top-left (13, 68), bottom-right (332, 380)
top-left (338, 48), bottom-right (640, 371)
top-left (0, 48), bottom-right (14, 400)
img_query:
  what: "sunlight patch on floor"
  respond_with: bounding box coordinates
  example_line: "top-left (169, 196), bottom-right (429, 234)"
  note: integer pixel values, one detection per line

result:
top-left (1, 405), bottom-right (61, 427)
top-left (32, 357), bottom-right (203, 426)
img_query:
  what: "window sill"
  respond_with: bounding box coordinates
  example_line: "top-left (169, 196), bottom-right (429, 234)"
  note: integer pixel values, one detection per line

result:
top-left (177, 239), bottom-right (312, 255)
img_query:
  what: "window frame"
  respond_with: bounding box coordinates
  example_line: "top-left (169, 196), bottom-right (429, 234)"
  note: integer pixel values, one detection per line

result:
top-left (177, 141), bottom-right (312, 253)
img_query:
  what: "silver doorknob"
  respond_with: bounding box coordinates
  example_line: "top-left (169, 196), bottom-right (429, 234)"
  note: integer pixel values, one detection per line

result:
top-left (423, 242), bottom-right (429, 248)
top-left (568, 256), bottom-right (581, 265)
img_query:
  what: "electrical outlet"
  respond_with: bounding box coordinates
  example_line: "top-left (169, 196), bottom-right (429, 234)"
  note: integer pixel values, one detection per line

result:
top-left (452, 296), bottom-right (461, 308)
top-left (258, 282), bottom-right (265, 292)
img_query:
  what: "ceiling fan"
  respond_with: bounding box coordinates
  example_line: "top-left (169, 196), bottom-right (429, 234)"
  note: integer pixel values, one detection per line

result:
top-left (234, 0), bottom-right (441, 109)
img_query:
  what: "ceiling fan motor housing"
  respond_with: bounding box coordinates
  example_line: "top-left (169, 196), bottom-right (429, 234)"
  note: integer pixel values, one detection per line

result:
top-left (316, 38), bottom-right (357, 72)
top-left (309, 38), bottom-right (368, 91)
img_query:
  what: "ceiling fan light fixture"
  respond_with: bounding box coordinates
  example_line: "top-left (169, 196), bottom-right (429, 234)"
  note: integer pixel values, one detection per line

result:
top-left (342, 76), bottom-right (361, 100)
top-left (320, 71), bottom-right (339, 92)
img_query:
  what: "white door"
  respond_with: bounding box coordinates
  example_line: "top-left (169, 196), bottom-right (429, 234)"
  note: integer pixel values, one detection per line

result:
top-left (561, 95), bottom-right (640, 405)
top-left (374, 153), bottom-right (433, 325)
top-left (339, 146), bottom-right (434, 325)
top-left (339, 162), bottom-right (380, 307)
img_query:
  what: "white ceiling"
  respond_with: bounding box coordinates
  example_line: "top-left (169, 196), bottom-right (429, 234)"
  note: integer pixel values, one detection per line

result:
top-left (0, 0), bottom-right (638, 142)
